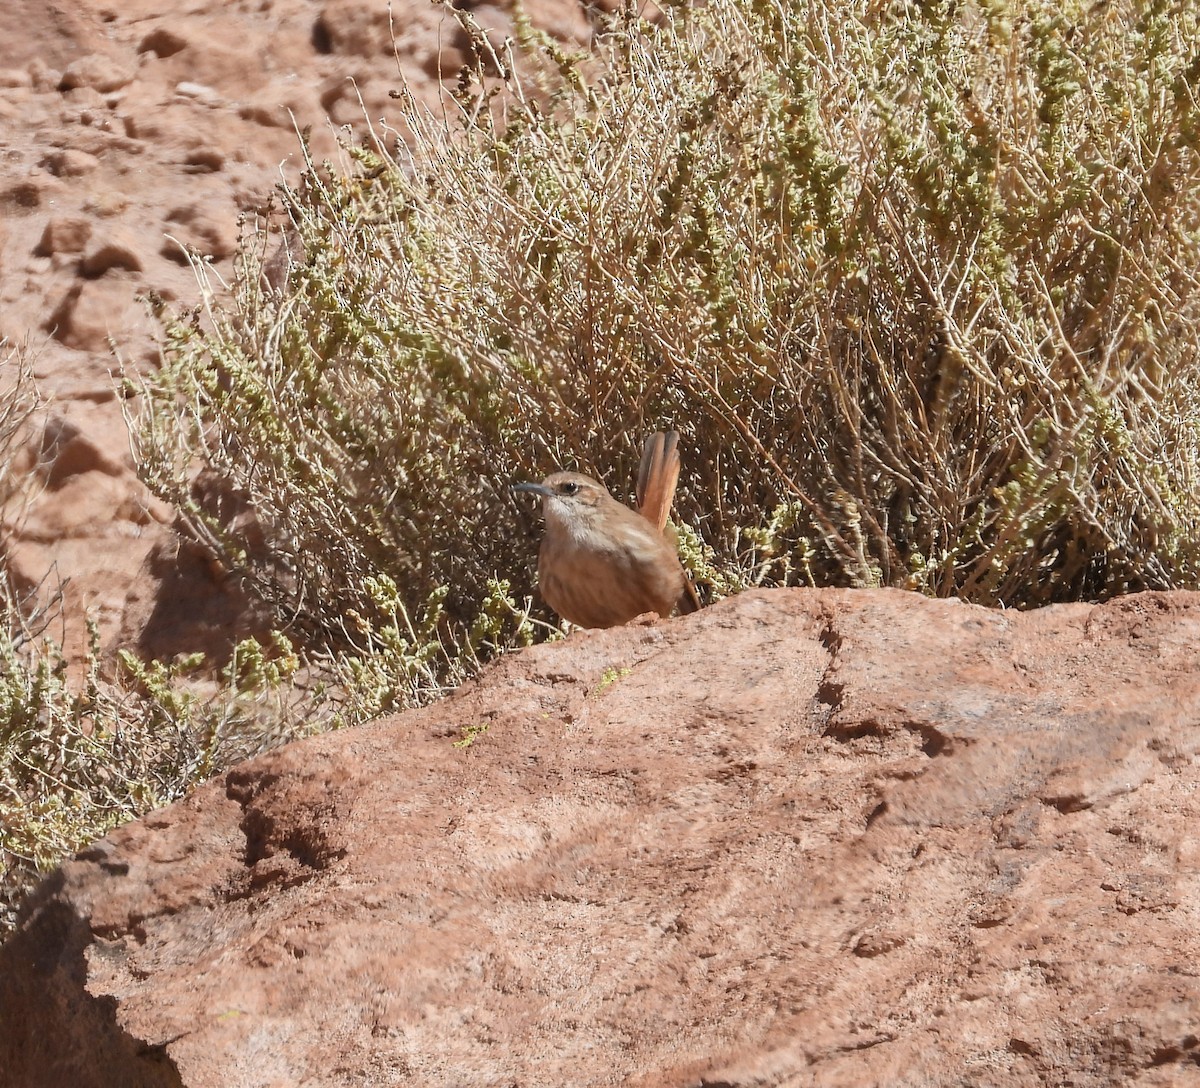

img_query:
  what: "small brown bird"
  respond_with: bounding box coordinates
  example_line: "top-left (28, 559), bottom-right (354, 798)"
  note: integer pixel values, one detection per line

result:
top-left (513, 431), bottom-right (701, 629)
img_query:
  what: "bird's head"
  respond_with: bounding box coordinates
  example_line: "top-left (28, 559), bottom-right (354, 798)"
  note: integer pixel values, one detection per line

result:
top-left (512, 472), bottom-right (614, 535)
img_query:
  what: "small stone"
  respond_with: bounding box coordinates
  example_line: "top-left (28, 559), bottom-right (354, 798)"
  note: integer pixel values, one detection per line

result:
top-left (182, 147), bottom-right (225, 173)
top-left (80, 229), bottom-right (145, 276)
top-left (0, 68), bottom-right (32, 89)
top-left (175, 82), bottom-right (221, 105)
top-left (27, 59), bottom-right (62, 92)
top-left (59, 53), bottom-right (136, 94)
top-left (852, 930), bottom-right (907, 957)
top-left (38, 416), bottom-right (126, 488)
top-left (1, 176), bottom-right (64, 212)
top-left (33, 216), bottom-right (93, 257)
top-left (41, 148), bottom-right (101, 177)
top-left (138, 27), bottom-right (189, 58)
top-left (162, 202), bottom-right (238, 262)
top-left (45, 277), bottom-right (141, 353)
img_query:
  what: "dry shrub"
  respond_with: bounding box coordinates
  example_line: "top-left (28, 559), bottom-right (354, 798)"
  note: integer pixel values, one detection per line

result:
top-left (0, 614), bottom-right (318, 932)
top-left (6, 0), bottom-right (1199, 936)
top-left (137, 0), bottom-right (1200, 677)
top-left (0, 349), bottom-right (318, 931)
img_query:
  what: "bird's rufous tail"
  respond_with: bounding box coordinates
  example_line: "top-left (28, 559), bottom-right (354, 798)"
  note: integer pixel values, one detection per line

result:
top-left (636, 430), bottom-right (701, 614)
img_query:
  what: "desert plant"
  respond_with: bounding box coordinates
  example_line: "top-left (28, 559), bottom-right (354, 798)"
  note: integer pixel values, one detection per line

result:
top-left (0, 348), bottom-right (34, 519)
top-left (0, 613), bottom-right (324, 933)
top-left (0, 347), bottom-right (330, 933)
top-left (134, 0), bottom-right (1200, 691)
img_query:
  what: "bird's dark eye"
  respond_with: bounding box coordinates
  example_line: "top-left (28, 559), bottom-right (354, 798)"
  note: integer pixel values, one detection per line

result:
top-left (560, 481), bottom-right (580, 496)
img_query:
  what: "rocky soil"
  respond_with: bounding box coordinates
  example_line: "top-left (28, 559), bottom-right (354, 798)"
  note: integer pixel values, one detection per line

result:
top-left (0, 0), bottom-right (596, 663)
top-left (2, 589), bottom-right (1199, 1086)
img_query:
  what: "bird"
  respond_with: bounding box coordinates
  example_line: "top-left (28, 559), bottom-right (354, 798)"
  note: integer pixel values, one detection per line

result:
top-left (512, 431), bottom-right (702, 629)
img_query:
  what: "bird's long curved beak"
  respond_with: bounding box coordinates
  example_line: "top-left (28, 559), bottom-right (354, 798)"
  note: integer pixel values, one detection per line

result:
top-left (511, 482), bottom-right (555, 499)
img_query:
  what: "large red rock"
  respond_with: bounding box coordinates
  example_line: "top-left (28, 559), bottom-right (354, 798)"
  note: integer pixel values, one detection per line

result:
top-left (2, 589), bottom-right (1198, 1087)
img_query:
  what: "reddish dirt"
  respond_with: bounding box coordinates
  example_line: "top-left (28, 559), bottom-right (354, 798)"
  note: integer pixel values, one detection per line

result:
top-left (0, 0), bottom-right (596, 664)
top-left (2, 589), bottom-right (1199, 1086)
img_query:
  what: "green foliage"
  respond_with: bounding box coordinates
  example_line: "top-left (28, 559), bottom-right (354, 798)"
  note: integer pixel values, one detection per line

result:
top-left (0, 620), bottom-right (317, 933)
top-left (593, 666), bottom-right (632, 695)
top-left (136, 0), bottom-right (1200, 654)
top-left (329, 574), bottom-right (540, 725)
top-left (0, 342), bottom-right (320, 931)
top-left (452, 722), bottom-right (490, 749)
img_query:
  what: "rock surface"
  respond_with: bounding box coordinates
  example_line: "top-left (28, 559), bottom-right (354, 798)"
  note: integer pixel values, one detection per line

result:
top-left (3, 589), bottom-right (1199, 1087)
